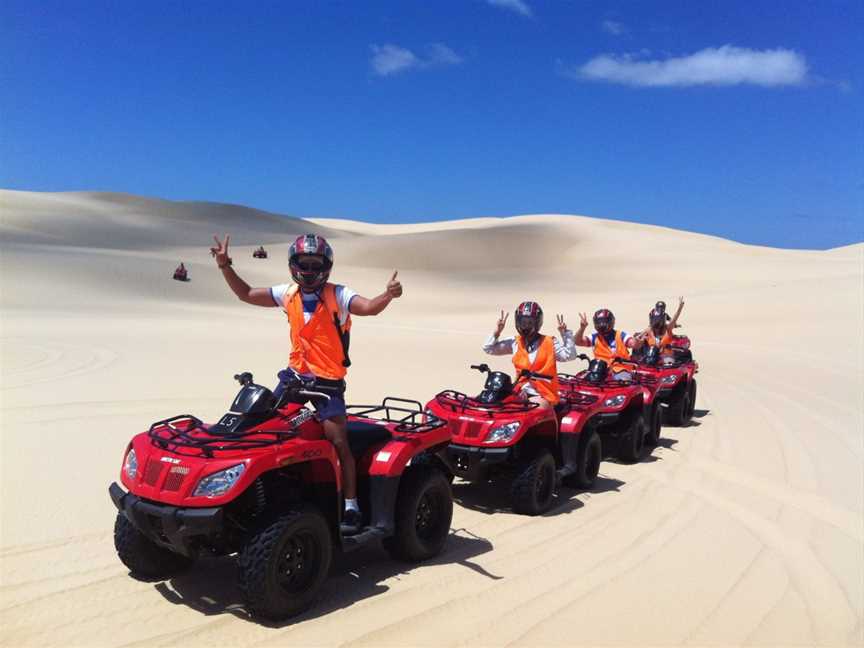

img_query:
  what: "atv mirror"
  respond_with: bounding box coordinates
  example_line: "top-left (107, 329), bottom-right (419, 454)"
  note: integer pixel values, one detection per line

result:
top-left (234, 372), bottom-right (254, 386)
top-left (470, 363), bottom-right (491, 373)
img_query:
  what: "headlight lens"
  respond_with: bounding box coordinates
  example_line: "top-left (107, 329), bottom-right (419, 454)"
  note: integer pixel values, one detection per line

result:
top-left (123, 449), bottom-right (138, 480)
top-left (603, 395), bottom-right (627, 408)
top-left (193, 463), bottom-right (246, 498)
top-left (483, 421), bottom-right (520, 444)
top-left (661, 375), bottom-right (679, 384)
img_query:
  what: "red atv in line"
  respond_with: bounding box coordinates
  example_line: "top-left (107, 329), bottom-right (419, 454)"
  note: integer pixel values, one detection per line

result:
top-left (173, 264), bottom-right (189, 282)
top-left (557, 354), bottom-right (661, 464)
top-left (424, 364), bottom-right (604, 516)
top-left (632, 336), bottom-right (698, 427)
top-left (109, 371), bottom-right (453, 620)
top-left (253, 247), bottom-right (268, 259)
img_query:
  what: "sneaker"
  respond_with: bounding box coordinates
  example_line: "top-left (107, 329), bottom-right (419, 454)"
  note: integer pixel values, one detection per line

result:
top-left (340, 508), bottom-right (362, 536)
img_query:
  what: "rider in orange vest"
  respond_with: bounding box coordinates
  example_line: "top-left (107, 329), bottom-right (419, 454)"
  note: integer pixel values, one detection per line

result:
top-left (211, 233), bottom-right (402, 535)
top-left (575, 309), bottom-right (638, 379)
top-left (635, 297), bottom-right (685, 360)
top-left (483, 302), bottom-right (577, 408)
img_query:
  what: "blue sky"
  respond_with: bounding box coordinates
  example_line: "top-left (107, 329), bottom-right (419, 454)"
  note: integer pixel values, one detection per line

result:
top-left (1, 0), bottom-right (862, 248)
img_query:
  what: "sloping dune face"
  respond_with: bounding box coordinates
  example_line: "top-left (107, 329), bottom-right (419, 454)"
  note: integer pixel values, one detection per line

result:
top-left (1, 190), bottom-right (862, 647)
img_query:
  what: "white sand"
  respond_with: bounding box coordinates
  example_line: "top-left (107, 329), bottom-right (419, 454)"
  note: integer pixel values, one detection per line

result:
top-left (1, 190), bottom-right (862, 646)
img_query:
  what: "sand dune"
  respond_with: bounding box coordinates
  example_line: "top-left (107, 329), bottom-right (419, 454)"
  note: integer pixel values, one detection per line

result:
top-left (1, 191), bottom-right (862, 646)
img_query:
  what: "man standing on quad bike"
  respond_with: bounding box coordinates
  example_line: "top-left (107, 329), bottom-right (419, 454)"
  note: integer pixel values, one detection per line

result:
top-left (482, 302), bottom-right (577, 408)
top-left (574, 308), bottom-right (639, 380)
top-left (636, 297), bottom-right (685, 361)
top-left (210, 233), bottom-right (402, 534)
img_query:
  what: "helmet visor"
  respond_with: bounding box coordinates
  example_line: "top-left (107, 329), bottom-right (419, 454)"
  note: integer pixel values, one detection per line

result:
top-left (594, 317), bottom-right (612, 333)
top-left (515, 314), bottom-right (540, 336)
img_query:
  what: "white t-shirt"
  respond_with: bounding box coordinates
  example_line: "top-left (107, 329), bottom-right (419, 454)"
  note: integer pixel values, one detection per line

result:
top-left (270, 284), bottom-right (357, 325)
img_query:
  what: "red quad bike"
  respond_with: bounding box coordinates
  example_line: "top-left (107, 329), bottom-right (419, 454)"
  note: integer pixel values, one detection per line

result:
top-left (557, 354), bottom-right (661, 463)
top-left (173, 267), bottom-right (189, 282)
top-left (109, 371), bottom-right (453, 620)
top-left (424, 364), bottom-right (604, 516)
top-left (632, 337), bottom-right (699, 427)
top-left (253, 247), bottom-right (268, 259)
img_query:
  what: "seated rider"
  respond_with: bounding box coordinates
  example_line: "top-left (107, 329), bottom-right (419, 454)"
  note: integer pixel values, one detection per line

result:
top-left (638, 297), bottom-right (685, 361)
top-left (575, 308), bottom-right (637, 380)
top-left (482, 302), bottom-right (577, 408)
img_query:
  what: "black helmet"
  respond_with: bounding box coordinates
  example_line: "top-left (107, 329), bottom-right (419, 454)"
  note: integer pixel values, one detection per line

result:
top-left (649, 308), bottom-right (666, 331)
top-left (515, 301), bottom-right (543, 338)
top-left (593, 308), bottom-right (615, 334)
top-left (289, 234), bottom-right (334, 291)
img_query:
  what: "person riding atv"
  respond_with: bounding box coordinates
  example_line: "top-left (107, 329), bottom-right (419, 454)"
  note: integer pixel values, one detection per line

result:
top-left (574, 309), bottom-right (638, 380)
top-left (210, 232), bottom-right (403, 534)
top-left (636, 297), bottom-right (685, 363)
top-left (482, 302), bottom-right (578, 408)
top-left (173, 263), bottom-right (188, 281)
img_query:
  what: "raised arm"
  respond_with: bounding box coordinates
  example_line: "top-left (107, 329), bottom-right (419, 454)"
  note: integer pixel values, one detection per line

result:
top-left (554, 314), bottom-right (578, 361)
top-left (668, 296), bottom-right (685, 329)
top-left (210, 234), bottom-right (276, 307)
top-left (574, 312), bottom-right (592, 347)
top-left (483, 310), bottom-right (515, 355)
top-left (349, 271), bottom-right (402, 316)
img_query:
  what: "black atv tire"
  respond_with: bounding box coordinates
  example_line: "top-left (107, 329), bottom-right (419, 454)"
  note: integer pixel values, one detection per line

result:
top-left (665, 381), bottom-right (693, 427)
top-left (562, 431), bottom-right (602, 489)
top-left (238, 508), bottom-right (332, 620)
top-left (383, 465), bottom-right (453, 562)
top-left (686, 379), bottom-right (697, 419)
top-left (512, 450), bottom-right (556, 515)
top-left (618, 412), bottom-right (646, 464)
top-left (114, 512), bottom-right (194, 580)
top-left (645, 405), bottom-right (663, 447)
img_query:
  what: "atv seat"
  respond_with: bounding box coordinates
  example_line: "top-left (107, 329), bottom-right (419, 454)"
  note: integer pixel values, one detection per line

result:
top-left (346, 420), bottom-right (392, 459)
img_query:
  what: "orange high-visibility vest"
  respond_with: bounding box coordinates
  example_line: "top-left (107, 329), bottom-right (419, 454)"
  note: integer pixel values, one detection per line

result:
top-left (284, 283), bottom-right (352, 380)
top-left (593, 330), bottom-right (630, 371)
top-left (645, 330), bottom-right (675, 355)
top-left (512, 335), bottom-right (560, 405)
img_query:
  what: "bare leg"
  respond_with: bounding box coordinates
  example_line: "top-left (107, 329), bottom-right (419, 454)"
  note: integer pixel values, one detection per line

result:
top-left (322, 416), bottom-right (356, 500)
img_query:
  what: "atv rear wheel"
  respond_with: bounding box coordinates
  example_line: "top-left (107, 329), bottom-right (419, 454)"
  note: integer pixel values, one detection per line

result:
top-left (384, 465), bottom-right (453, 562)
top-left (238, 508), bottom-right (332, 620)
top-left (645, 405), bottom-right (663, 447)
top-left (563, 431), bottom-right (602, 489)
top-left (512, 450), bottom-right (556, 515)
top-left (114, 512), bottom-right (194, 580)
top-left (618, 413), bottom-right (646, 464)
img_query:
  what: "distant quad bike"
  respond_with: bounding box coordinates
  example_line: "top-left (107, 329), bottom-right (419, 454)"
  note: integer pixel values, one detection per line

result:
top-left (557, 354), bottom-right (660, 462)
top-left (173, 266), bottom-right (188, 282)
top-left (253, 247), bottom-right (268, 259)
top-left (424, 364), bottom-right (606, 516)
top-left (109, 371), bottom-right (453, 620)
top-left (632, 336), bottom-right (699, 427)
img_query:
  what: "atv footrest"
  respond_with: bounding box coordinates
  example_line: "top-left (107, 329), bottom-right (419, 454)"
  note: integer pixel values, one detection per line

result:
top-left (341, 526), bottom-right (388, 550)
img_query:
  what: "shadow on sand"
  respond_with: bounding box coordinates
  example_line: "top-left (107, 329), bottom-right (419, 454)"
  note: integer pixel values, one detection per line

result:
top-left (452, 475), bottom-right (625, 517)
top-left (152, 527), bottom-right (496, 626)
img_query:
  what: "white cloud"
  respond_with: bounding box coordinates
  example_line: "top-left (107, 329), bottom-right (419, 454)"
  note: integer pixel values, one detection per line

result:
top-left (601, 20), bottom-right (626, 36)
top-left (574, 45), bottom-right (808, 87)
top-left (370, 43), bottom-right (463, 77)
top-left (486, 0), bottom-right (532, 17)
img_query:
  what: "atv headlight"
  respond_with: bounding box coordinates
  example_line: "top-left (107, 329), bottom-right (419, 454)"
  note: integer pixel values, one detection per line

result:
top-left (603, 395), bottom-right (627, 408)
top-left (193, 463), bottom-right (246, 498)
top-left (661, 375), bottom-right (679, 384)
top-left (123, 449), bottom-right (138, 480)
top-left (483, 421), bottom-right (520, 444)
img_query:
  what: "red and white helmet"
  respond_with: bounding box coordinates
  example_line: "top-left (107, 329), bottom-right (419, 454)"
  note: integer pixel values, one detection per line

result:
top-left (288, 234), bottom-right (334, 291)
top-left (515, 301), bottom-right (543, 338)
top-left (593, 308), bottom-right (615, 334)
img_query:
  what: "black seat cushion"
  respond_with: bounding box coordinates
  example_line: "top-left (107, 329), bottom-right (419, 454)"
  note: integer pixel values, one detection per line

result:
top-left (345, 421), bottom-right (392, 459)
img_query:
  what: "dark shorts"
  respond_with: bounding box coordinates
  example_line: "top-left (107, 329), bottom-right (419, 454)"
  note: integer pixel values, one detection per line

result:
top-left (274, 369), bottom-right (347, 422)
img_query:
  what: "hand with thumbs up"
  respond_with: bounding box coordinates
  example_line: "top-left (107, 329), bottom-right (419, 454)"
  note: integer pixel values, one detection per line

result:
top-left (386, 270), bottom-right (402, 299)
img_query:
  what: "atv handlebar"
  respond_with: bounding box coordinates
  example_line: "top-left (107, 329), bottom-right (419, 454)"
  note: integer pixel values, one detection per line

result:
top-left (470, 363), bottom-right (491, 373)
top-left (518, 369), bottom-right (554, 381)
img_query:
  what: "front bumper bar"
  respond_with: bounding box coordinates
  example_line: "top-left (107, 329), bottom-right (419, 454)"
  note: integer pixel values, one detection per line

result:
top-left (445, 443), bottom-right (511, 481)
top-left (109, 482), bottom-right (223, 557)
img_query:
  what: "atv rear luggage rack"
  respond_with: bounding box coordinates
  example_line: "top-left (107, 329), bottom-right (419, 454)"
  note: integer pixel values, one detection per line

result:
top-left (557, 372), bottom-right (637, 387)
top-left (345, 397), bottom-right (446, 434)
top-left (148, 414), bottom-right (296, 457)
top-left (433, 390), bottom-right (539, 417)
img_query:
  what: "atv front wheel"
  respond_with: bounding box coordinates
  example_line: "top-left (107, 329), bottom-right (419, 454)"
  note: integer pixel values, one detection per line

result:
top-left (665, 382), bottom-right (692, 427)
top-left (512, 450), bottom-right (556, 515)
top-left (645, 405), bottom-right (663, 447)
top-left (563, 431), bottom-right (602, 489)
top-left (384, 465), bottom-right (453, 562)
top-left (618, 413), bottom-right (646, 464)
top-left (238, 509), bottom-right (332, 620)
top-left (686, 380), bottom-right (697, 419)
top-left (114, 513), bottom-right (194, 580)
